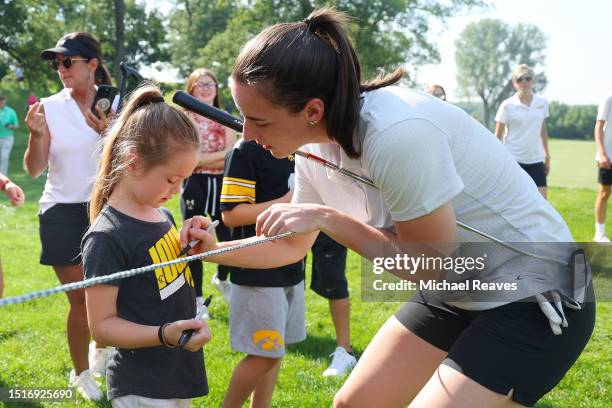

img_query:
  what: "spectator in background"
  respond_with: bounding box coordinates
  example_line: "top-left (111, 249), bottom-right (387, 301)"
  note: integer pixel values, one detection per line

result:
top-left (14, 66), bottom-right (24, 83)
top-left (0, 172), bottom-right (25, 299)
top-left (426, 84), bottom-right (447, 101)
top-left (182, 68), bottom-right (237, 311)
top-left (27, 91), bottom-right (38, 107)
top-left (594, 94), bottom-right (612, 243)
top-left (0, 95), bottom-right (19, 176)
top-left (24, 31), bottom-right (113, 401)
top-left (495, 64), bottom-right (551, 198)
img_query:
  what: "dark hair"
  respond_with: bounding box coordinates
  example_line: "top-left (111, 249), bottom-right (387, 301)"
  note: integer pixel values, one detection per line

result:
top-left (90, 83), bottom-right (199, 222)
top-left (60, 32), bottom-right (113, 86)
top-left (232, 8), bottom-right (403, 158)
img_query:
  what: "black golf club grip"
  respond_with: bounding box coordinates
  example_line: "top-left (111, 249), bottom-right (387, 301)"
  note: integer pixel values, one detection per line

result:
top-left (173, 91), bottom-right (244, 133)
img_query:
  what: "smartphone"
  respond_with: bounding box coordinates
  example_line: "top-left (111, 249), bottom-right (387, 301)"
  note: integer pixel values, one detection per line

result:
top-left (91, 85), bottom-right (118, 118)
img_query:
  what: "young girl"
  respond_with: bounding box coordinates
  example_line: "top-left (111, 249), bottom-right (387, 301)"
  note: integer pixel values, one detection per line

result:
top-left (182, 8), bottom-right (594, 408)
top-left (82, 84), bottom-right (211, 407)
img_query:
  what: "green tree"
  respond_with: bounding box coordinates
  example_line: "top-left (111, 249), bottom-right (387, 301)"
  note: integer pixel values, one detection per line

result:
top-left (167, 0), bottom-right (238, 76)
top-left (548, 101), bottom-right (597, 140)
top-left (455, 18), bottom-right (547, 129)
top-left (0, 0), bottom-right (168, 90)
top-left (193, 0), bottom-right (483, 110)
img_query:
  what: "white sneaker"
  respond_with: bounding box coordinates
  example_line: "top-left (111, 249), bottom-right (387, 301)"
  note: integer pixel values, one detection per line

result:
top-left (211, 272), bottom-right (232, 304)
top-left (69, 369), bottom-right (103, 401)
top-left (594, 232), bottom-right (611, 243)
top-left (88, 341), bottom-right (108, 378)
top-left (322, 347), bottom-right (357, 377)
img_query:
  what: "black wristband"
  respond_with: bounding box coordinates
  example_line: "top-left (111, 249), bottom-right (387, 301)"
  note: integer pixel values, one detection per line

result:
top-left (158, 323), bottom-right (176, 348)
top-left (157, 324), bottom-right (165, 346)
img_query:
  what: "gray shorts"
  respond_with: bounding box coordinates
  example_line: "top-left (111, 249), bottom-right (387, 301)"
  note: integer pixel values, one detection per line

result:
top-left (230, 281), bottom-right (306, 358)
top-left (112, 395), bottom-right (190, 408)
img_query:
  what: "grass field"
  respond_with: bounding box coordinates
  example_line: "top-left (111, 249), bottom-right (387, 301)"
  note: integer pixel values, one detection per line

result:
top-left (0, 132), bottom-right (610, 407)
top-left (548, 139), bottom-right (600, 190)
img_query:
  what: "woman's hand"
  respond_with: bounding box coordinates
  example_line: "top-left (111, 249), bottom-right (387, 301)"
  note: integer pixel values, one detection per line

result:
top-left (4, 181), bottom-right (25, 207)
top-left (598, 154), bottom-right (612, 169)
top-left (25, 102), bottom-right (48, 139)
top-left (163, 319), bottom-right (212, 352)
top-left (179, 215), bottom-right (218, 254)
top-left (544, 156), bottom-right (551, 175)
top-left (85, 106), bottom-right (113, 134)
top-left (256, 203), bottom-right (328, 237)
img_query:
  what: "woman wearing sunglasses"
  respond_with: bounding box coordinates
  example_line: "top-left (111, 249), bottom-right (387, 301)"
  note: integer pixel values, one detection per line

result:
top-left (23, 32), bottom-right (113, 401)
top-left (182, 9), bottom-right (594, 408)
top-left (495, 64), bottom-right (551, 198)
top-left (181, 68), bottom-right (237, 308)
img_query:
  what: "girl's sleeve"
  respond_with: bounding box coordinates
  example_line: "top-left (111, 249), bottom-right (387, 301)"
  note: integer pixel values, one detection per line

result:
top-left (82, 232), bottom-right (128, 286)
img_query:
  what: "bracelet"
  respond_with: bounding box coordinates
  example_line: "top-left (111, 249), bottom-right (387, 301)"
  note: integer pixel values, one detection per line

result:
top-left (158, 323), bottom-right (176, 348)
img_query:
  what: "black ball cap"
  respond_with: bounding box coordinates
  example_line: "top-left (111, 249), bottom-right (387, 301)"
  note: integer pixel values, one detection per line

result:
top-left (41, 38), bottom-right (96, 60)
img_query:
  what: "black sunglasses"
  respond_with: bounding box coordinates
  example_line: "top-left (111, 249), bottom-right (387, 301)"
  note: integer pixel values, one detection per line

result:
top-left (49, 57), bottom-right (90, 71)
top-left (516, 76), bottom-right (532, 83)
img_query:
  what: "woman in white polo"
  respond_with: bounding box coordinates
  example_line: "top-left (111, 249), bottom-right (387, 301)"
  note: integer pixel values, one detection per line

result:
top-left (495, 64), bottom-right (551, 198)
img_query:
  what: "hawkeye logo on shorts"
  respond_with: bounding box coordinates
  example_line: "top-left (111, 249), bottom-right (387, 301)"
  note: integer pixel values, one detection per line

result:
top-left (148, 227), bottom-right (194, 300)
top-left (252, 330), bottom-right (284, 352)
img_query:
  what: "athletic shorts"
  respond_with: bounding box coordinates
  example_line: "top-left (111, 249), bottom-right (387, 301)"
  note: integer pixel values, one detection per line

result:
top-left (229, 281), bottom-right (306, 358)
top-left (309, 232), bottom-right (348, 299)
top-left (394, 289), bottom-right (595, 406)
top-left (519, 161), bottom-right (547, 187)
top-left (38, 203), bottom-right (89, 266)
top-left (598, 167), bottom-right (612, 185)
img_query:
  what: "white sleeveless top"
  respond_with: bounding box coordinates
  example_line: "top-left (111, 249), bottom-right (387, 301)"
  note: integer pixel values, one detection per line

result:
top-left (39, 88), bottom-right (101, 212)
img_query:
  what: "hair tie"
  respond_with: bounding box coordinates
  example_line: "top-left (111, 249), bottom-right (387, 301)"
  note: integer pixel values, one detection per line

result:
top-left (302, 17), bottom-right (313, 31)
top-left (301, 17), bottom-right (340, 54)
top-left (136, 96), bottom-right (165, 109)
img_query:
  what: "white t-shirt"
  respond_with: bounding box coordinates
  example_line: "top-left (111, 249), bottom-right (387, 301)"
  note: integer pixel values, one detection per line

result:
top-left (495, 94), bottom-right (549, 164)
top-left (595, 94), bottom-right (612, 161)
top-left (293, 87), bottom-right (574, 307)
top-left (39, 88), bottom-right (101, 212)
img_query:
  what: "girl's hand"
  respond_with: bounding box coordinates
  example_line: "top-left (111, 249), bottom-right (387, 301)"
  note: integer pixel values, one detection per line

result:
top-left (25, 102), bottom-right (48, 138)
top-left (163, 319), bottom-right (212, 352)
top-left (256, 203), bottom-right (327, 237)
top-left (179, 215), bottom-right (218, 254)
top-left (85, 106), bottom-right (113, 134)
top-left (4, 182), bottom-right (25, 207)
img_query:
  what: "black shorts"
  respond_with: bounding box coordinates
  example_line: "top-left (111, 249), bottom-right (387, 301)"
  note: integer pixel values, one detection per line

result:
top-left (395, 290), bottom-right (595, 406)
top-left (519, 161), bottom-right (547, 187)
top-left (38, 203), bottom-right (89, 266)
top-left (598, 167), bottom-right (612, 185)
top-left (309, 232), bottom-right (348, 299)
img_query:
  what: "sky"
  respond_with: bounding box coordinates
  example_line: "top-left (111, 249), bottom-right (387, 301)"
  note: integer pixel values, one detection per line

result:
top-left (147, 0), bottom-right (610, 106)
top-left (416, 0), bottom-right (611, 105)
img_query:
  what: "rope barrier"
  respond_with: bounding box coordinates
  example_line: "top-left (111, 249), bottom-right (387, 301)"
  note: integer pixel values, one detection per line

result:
top-left (0, 231), bottom-right (294, 307)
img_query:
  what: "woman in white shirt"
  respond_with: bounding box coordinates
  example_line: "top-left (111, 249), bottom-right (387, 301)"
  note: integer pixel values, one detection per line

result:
top-left (24, 32), bottom-right (112, 401)
top-left (182, 10), bottom-right (594, 408)
top-left (495, 64), bottom-right (551, 198)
